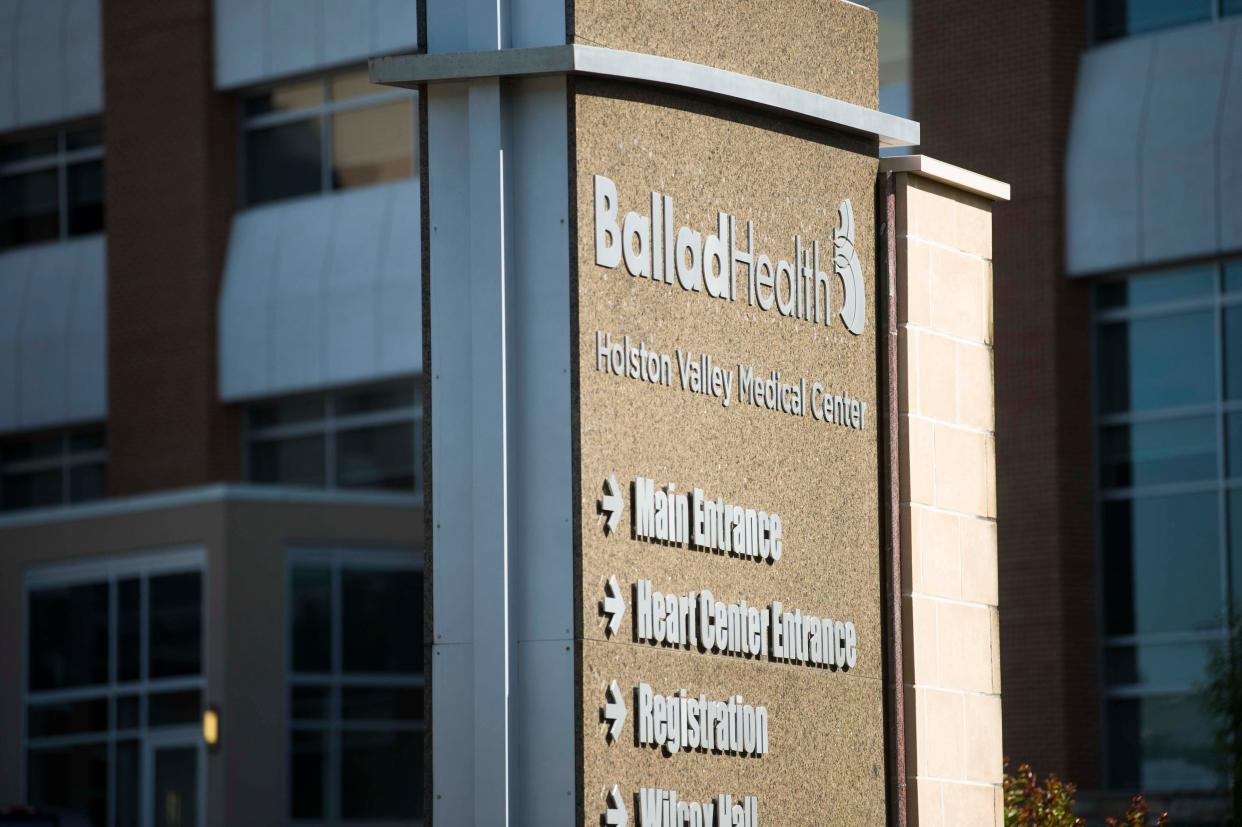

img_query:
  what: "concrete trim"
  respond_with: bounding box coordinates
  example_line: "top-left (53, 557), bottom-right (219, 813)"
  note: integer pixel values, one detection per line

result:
top-left (370, 44), bottom-right (921, 147)
top-left (0, 484), bottom-right (421, 530)
top-left (880, 154), bottom-right (1011, 201)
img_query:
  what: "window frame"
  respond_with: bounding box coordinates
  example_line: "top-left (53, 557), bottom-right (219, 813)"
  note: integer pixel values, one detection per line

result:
top-left (1092, 257), bottom-right (1242, 791)
top-left (243, 379), bottom-right (423, 494)
top-left (0, 424), bottom-right (108, 511)
top-left (0, 121), bottom-right (105, 250)
top-left (285, 546), bottom-right (424, 827)
top-left (238, 69), bottom-right (418, 207)
top-left (21, 548), bottom-right (207, 827)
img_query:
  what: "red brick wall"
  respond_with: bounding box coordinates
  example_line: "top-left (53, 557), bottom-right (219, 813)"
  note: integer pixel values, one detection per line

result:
top-left (102, 0), bottom-right (240, 494)
top-left (911, 1), bottom-right (1101, 787)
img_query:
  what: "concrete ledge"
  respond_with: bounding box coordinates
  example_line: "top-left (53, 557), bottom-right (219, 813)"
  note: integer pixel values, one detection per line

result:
top-left (0, 484), bottom-right (422, 530)
top-left (882, 155), bottom-right (1011, 201)
top-left (371, 44), bottom-right (921, 147)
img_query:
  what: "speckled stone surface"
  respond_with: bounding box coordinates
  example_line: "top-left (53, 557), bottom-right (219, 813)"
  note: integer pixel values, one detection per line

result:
top-left (569, 0), bottom-right (879, 109)
top-left (573, 78), bottom-right (885, 824)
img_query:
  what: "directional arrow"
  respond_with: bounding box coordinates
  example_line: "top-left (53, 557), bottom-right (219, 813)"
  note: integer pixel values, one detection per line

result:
top-left (601, 575), bottom-right (625, 636)
top-left (599, 474), bottom-right (624, 534)
top-left (606, 785), bottom-right (628, 827)
top-left (603, 680), bottom-right (627, 742)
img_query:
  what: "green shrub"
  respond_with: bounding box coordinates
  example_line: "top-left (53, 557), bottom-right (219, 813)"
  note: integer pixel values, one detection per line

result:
top-left (1003, 763), bottom-right (1169, 827)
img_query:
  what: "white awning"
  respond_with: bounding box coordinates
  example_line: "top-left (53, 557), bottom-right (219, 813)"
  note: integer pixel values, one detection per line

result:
top-left (0, 235), bottom-right (107, 434)
top-left (218, 180), bottom-right (422, 402)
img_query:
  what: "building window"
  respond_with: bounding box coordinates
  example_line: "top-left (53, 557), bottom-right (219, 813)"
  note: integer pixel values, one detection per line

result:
top-left (1094, 258), bottom-right (1242, 791)
top-left (245, 379), bottom-right (421, 493)
top-left (0, 122), bottom-right (105, 250)
top-left (241, 68), bottom-right (416, 207)
top-left (1092, 0), bottom-right (1241, 42)
top-left (1, 425), bottom-right (106, 512)
top-left (288, 548), bottom-right (424, 824)
top-left (24, 550), bottom-right (206, 827)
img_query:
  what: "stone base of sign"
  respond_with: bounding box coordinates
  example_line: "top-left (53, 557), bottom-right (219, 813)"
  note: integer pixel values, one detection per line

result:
top-left (885, 156), bottom-right (1009, 827)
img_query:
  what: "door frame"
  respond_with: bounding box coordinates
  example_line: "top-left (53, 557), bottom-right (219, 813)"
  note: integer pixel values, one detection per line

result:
top-left (142, 726), bottom-right (206, 827)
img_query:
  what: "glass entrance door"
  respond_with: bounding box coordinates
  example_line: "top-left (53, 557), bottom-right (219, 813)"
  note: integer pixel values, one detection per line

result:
top-left (143, 732), bottom-right (203, 827)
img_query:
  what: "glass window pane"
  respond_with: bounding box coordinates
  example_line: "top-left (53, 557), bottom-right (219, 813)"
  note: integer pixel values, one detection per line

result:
top-left (340, 730), bottom-right (422, 819)
top-left (67, 159), bottom-right (104, 235)
top-left (1097, 266), bottom-right (1216, 310)
top-left (0, 168), bottom-right (60, 248)
top-left (329, 69), bottom-right (377, 102)
top-left (115, 739), bottom-right (140, 827)
top-left (1099, 415), bottom-right (1217, 489)
top-left (28, 582), bottom-right (109, 690)
top-left (243, 79), bottom-right (323, 118)
top-left (342, 568), bottom-right (422, 673)
top-left (117, 694), bottom-right (140, 729)
top-left (1104, 642), bottom-right (1212, 691)
top-left (1226, 305), bottom-right (1242, 401)
top-left (148, 572), bottom-right (202, 679)
top-left (1229, 413), bottom-right (1242, 480)
top-left (1107, 696), bottom-right (1223, 791)
top-left (337, 380), bottom-right (416, 416)
top-left (2, 467), bottom-right (64, 510)
top-left (342, 686), bottom-right (423, 721)
top-left (152, 745), bottom-right (198, 827)
top-left (248, 392), bottom-right (323, 429)
top-left (1097, 311), bottom-right (1217, 414)
top-left (118, 577), bottom-right (140, 682)
top-left (27, 698), bottom-right (109, 737)
top-left (69, 426), bottom-right (105, 453)
top-left (1231, 491), bottom-right (1242, 607)
top-left (27, 743), bottom-right (108, 827)
top-left (1226, 261), bottom-right (1242, 292)
top-left (1103, 492), bottom-right (1221, 636)
top-left (291, 565), bottom-right (332, 672)
top-left (69, 462), bottom-right (106, 503)
top-left (0, 134), bottom-right (58, 163)
top-left (290, 684), bottom-right (330, 719)
top-left (248, 435), bottom-right (326, 486)
top-left (148, 689), bottom-right (202, 727)
top-left (244, 118), bottom-right (322, 206)
top-left (3, 432), bottom-right (62, 461)
top-left (1094, 0), bottom-right (1213, 41)
top-left (66, 125), bottom-right (103, 151)
top-left (290, 730), bottom-right (327, 819)
top-left (336, 422), bottom-right (416, 490)
top-left (330, 101), bottom-right (413, 190)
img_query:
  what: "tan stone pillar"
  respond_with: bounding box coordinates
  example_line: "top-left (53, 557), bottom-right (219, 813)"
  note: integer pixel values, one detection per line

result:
top-left (883, 156), bottom-right (1010, 827)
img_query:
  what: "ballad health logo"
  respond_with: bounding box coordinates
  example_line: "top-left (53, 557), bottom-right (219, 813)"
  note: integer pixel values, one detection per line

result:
top-left (594, 174), bottom-right (865, 335)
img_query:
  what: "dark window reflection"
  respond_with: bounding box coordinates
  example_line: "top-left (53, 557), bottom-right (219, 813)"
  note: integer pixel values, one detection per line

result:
top-left (1098, 416), bottom-right (1216, 488)
top-left (29, 583), bottom-right (109, 691)
top-left (290, 731), bottom-right (328, 819)
top-left (291, 566), bottom-right (332, 672)
top-left (0, 168), bottom-right (59, 248)
top-left (1104, 643), bottom-right (1211, 691)
top-left (27, 743), bottom-right (108, 827)
top-left (336, 422), bottom-right (416, 490)
top-left (340, 731), bottom-right (422, 819)
top-left (249, 434), bottom-right (327, 486)
top-left (1226, 306), bottom-right (1242, 401)
top-left (1106, 696), bottom-right (1223, 790)
top-left (1094, 0), bottom-right (1212, 41)
top-left (67, 159), bottom-right (105, 235)
top-left (1096, 266), bottom-right (1215, 309)
top-left (341, 569), bottom-right (421, 673)
top-left (1097, 311), bottom-right (1216, 414)
top-left (148, 572), bottom-right (202, 679)
top-left (244, 119), bottom-right (323, 205)
top-left (1103, 493), bottom-right (1220, 636)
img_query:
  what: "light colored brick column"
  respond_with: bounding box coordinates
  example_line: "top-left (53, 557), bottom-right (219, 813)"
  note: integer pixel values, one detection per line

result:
top-left (882, 156), bottom-right (1010, 827)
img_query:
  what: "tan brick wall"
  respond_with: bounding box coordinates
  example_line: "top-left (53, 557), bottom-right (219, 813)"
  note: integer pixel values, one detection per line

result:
top-left (896, 171), bottom-right (1002, 826)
